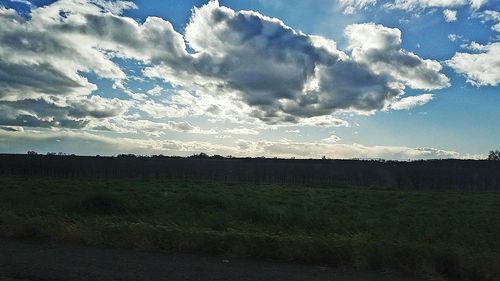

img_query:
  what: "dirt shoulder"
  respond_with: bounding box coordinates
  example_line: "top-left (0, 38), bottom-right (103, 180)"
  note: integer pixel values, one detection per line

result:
top-left (0, 237), bottom-right (426, 281)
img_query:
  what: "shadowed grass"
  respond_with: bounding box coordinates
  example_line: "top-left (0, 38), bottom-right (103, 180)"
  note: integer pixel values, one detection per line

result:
top-left (0, 176), bottom-right (499, 280)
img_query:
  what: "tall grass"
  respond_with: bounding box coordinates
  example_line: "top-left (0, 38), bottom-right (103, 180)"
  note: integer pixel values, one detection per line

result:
top-left (0, 176), bottom-right (499, 280)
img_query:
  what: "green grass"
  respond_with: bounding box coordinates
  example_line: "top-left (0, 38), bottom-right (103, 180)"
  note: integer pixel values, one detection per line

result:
top-left (0, 176), bottom-right (499, 280)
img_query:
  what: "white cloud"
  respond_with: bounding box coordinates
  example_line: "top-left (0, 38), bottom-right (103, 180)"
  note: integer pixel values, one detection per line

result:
top-left (476, 10), bottom-right (500, 32)
top-left (0, 127), bottom-right (476, 160)
top-left (296, 115), bottom-right (350, 127)
top-left (463, 41), bottom-right (490, 51)
top-left (443, 9), bottom-right (457, 22)
top-left (0, 129), bottom-right (234, 155)
top-left (146, 86), bottom-right (163, 96)
top-left (248, 140), bottom-right (461, 160)
top-left (385, 0), bottom-right (484, 11)
top-left (135, 99), bottom-right (189, 119)
top-left (493, 23), bottom-right (500, 32)
top-left (0, 0), bottom-right (203, 134)
top-left (322, 134), bottom-right (342, 143)
top-left (345, 23), bottom-right (450, 90)
top-left (448, 33), bottom-right (462, 41)
top-left (476, 10), bottom-right (500, 21)
top-left (0, 0), bottom-right (449, 134)
top-left (148, 2), bottom-right (448, 124)
top-left (88, 0), bottom-right (137, 14)
top-left (159, 89), bottom-right (255, 123)
top-left (469, 0), bottom-right (488, 10)
top-left (0, 0), bottom-right (190, 131)
top-left (390, 93), bottom-right (434, 110)
top-left (337, 0), bottom-right (377, 14)
top-left (447, 42), bottom-right (500, 86)
top-left (343, 6), bottom-right (356, 14)
top-left (90, 117), bottom-right (217, 136)
top-left (225, 128), bottom-right (260, 135)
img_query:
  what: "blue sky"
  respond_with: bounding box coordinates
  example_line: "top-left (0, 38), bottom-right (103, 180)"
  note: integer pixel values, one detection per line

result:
top-left (0, 0), bottom-right (498, 159)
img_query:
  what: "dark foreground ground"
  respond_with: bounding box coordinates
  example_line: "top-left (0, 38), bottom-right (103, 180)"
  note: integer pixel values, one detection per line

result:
top-left (0, 237), bottom-right (423, 281)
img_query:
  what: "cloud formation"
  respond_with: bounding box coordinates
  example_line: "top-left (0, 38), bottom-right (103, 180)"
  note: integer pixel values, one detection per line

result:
top-left (146, 2), bottom-right (449, 124)
top-left (0, 0), bottom-right (201, 132)
top-left (345, 23), bottom-right (450, 91)
top-left (389, 93), bottom-right (434, 110)
top-left (0, 129), bottom-right (467, 160)
top-left (0, 96), bottom-right (129, 129)
top-left (476, 10), bottom-right (500, 32)
top-left (385, 0), bottom-right (486, 11)
top-left (0, 0), bottom-right (450, 131)
top-left (0, 0), bottom-right (468, 160)
top-left (446, 42), bottom-right (500, 86)
top-left (443, 9), bottom-right (457, 22)
top-left (340, 0), bottom-right (487, 14)
top-left (448, 33), bottom-right (462, 42)
top-left (338, 0), bottom-right (377, 14)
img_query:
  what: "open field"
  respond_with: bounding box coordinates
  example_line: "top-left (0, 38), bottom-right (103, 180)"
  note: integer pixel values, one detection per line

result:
top-left (1, 176), bottom-right (500, 280)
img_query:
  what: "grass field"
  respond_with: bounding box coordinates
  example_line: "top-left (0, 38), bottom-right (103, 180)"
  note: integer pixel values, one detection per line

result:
top-left (0, 176), bottom-right (499, 280)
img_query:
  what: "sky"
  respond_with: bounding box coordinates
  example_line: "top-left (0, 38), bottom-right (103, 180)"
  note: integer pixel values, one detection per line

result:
top-left (0, 0), bottom-right (498, 160)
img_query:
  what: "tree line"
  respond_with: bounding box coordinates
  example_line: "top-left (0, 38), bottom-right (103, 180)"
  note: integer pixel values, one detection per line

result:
top-left (1, 153), bottom-right (499, 190)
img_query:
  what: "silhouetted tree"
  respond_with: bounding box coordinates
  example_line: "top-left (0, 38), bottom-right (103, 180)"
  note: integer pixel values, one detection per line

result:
top-left (27, 151), bottom-right (37, 155)
top-left (488, 150), bottom-right (500, 161)
top-left (1, 153), bottom-right (499, 190)
top-left (117, 154), bottom-right (137, 158)
top-left (189, 152), bottom-right (209, 158)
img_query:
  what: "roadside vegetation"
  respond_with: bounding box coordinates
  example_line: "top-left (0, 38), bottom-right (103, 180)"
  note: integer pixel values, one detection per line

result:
top-left (0, 176), bottom-right (499, 280)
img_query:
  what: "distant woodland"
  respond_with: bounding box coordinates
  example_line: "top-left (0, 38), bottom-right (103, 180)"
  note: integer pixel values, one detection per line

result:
top-left (1, 153), bottom-right (499, 190)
